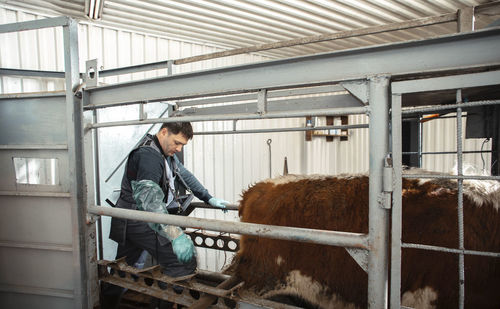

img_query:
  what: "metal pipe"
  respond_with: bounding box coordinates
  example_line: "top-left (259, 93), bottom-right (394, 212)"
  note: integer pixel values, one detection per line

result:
top-left (92, 109), bottom-right (104, 261)
top-left (0, 190), bottom-right (71, 198)
top-left (190, 202), bottom-right (239, 211)
top-left (390, 93), bottom-right (403, 309)
top-left (0, 68), bottom-right (66, 78)
top-left (87, 205), bottom-right (369, 249)
top-left (402, 99), bottom-right (500, 115)
top-left (195, 124), bottom-right (368, 135)
top-left (63, 18), bottom-right (90, 308)
top-left (88, 106), bottom-right (368, 129)
top-left (173, 13), bottom-right (457, 65)
top-left (0, 144), bottom-right (68, 150)
top-left (402, 174), bottom-right (500, 181)
top-left (456, 90), bottom-right (465, 309)
top-left (401, 243), bottom-right (500, 258)
top-left (402, 150), bottom-right (492, 155)
top-left (0, 240), bottom-right (73, 252)
top-left (367, 75), bottom-right (390, 308)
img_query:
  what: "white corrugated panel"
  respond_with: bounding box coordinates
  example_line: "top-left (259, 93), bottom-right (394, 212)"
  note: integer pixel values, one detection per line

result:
top-left (3, 0), bottom-right (498, 58)
top-left (422, 115), bottom-right (492, 174)
top-left (305, 114), bottom-right (369, 175)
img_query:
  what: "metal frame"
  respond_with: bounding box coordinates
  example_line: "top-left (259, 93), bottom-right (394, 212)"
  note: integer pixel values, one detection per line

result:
top-left (0, 17), bottom-right (97, 308)
top-left (82, 28), bottom-right (500, 308)
top-left (391, 70), bottom-right (500, 309)
top-left (1, 11), bottom-right (499, 309)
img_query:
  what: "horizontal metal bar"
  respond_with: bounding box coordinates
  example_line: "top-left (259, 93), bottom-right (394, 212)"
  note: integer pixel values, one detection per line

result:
top-left (0, 16), bottom-right (71, 33)
top-left (190, 202), bottom-right (238, 211)
top-left (175, 94), bottom-right (363, 117)
top-left (177, 85), bottom-right (346, 107)
top-left (392, 69), bottom-right (500, 94)
top-left (0, 144), bottom-right (68, 150)
top-left (0, 68), bottom-right (66, 78)
top-left (173, 13), bottom-right (457, 65)
top-left (87, 205), bottom-right (369, 249)
top-left (402, 150), bottom-right (492, 155)
top-left (0, 283), bottom-right (74, 299)
top-left (99, 60), bottom-right (172, 77)
top-left (84, 27), bottom-right (500, 108)
top-left (88, 106), bottom-right (368, 129)
top-left (195, 124), bottom-right (368, 135)
top-left (0, 240), bottom-right (73, 252)
top-left (402, 242), bottom-right (500, 258)
top-left (0, 91), bottom-right (65, 100)
top-left (402, 174), bottom-right (500, 181)
top-left (0, 190), bottom-right (71, 198)
top-left (402, 99), bottom-right (500, 115)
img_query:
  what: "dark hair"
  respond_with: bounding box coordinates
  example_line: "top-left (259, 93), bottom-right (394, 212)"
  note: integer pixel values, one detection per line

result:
top-left (160, 122), bottom-right (193, 140)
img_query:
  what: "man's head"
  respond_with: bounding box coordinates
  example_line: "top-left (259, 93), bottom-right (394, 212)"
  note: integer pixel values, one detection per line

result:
top-left (156, 122), bottom-right (193, 156)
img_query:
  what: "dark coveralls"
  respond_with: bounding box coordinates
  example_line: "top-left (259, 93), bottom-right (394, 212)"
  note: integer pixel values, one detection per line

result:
top-left (102, 134), bottom-right (213, 306)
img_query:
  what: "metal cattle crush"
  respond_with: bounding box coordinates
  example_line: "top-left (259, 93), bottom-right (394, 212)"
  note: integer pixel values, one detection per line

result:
top-left (1, 8), bottom-right (499, 308)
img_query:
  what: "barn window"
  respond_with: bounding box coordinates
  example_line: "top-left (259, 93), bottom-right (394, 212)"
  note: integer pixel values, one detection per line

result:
top-left (13, 157), bottom-right (59, 185)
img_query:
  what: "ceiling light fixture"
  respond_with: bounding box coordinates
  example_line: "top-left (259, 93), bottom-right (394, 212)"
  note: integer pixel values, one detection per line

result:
top-left (85, 0), bottom-right (104, 20)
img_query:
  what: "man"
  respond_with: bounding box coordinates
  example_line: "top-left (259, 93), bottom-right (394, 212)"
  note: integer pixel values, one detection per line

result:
top-left (102, 122), bottom-right (228, 308)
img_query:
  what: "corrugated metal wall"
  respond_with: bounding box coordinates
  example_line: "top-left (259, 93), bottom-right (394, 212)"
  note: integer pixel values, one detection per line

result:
top-left (422, 115), bottom-right (492, 173)
top-left (1, 6), bottom-right (493, 277)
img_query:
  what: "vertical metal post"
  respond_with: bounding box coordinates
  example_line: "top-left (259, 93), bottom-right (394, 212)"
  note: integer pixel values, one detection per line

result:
top-left (93, 109), bottom-right (104, 261)
top-left (458, 7), bottom-right (474, 33)
top-left (418, 116), bottom-right (423, 167)
top-left (390, 93), bottom-right (403, 309)
top-left (63, 18), bottom-right (96, 308)
top-left (456, 90), bottom-right (465, 309)
top-left (368, 75), bottom-right (390, 308)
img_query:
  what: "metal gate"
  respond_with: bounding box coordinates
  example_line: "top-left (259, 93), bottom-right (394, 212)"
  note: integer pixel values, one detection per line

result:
top-left (0, 17), bottom-right (97, 309)
top-left (390, 70), bottom-right (500, 308)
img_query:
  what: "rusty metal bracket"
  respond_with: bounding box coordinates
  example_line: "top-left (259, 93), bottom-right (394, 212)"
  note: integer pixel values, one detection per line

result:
top-left (98, 258), bottom-right (302, 308)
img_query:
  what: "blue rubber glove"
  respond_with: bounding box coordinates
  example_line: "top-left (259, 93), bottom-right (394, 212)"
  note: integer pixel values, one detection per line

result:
top-left (208, 197), bottom-right (229, 213)
top-left (171, 233), bottom-right (195, 264)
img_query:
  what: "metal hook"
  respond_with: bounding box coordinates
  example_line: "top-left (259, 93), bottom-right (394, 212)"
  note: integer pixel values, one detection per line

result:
top-left (267, 139), bottom-right (272, 178)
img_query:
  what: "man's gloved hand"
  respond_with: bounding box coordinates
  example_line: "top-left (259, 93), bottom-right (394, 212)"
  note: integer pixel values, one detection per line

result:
top-left (208, 197), bottom-right (229, 213)
top-left (171, 233), bottom-right (195, 264)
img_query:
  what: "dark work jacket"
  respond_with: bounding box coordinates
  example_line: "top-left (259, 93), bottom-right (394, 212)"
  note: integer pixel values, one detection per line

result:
top-left (109, 134), bottom-right (212, 245)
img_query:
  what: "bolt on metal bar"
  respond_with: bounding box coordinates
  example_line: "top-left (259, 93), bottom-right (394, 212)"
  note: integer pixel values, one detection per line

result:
top-left (87, 205), bottom-right (369, 249)
top-left (401, 243), bottom-right (500, 258)
top-left (88, 106), bottom-right (368, 129)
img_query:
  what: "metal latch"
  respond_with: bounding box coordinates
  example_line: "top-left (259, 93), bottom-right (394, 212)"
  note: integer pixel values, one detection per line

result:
top-left (378, 155), bottom-right (393, 209)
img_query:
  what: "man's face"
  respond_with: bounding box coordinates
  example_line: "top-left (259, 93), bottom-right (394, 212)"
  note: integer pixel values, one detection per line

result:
top-left (158, 128), bottom-right (188, 156)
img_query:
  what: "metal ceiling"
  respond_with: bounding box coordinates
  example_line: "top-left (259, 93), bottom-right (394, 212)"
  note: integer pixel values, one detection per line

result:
top-left (1, 0), bottom-right (499, 58)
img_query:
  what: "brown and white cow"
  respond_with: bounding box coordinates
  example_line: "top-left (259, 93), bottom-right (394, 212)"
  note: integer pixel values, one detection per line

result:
top-left (229, 174), bottom-right (500, 308)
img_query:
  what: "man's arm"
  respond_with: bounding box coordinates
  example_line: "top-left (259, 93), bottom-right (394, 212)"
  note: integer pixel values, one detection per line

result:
top-left (132, 179), bottom-right (195, 263)
top-left (173, 155), bottom-right (212, 203)
top-left (173, 155), bottom-right (229, 212)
